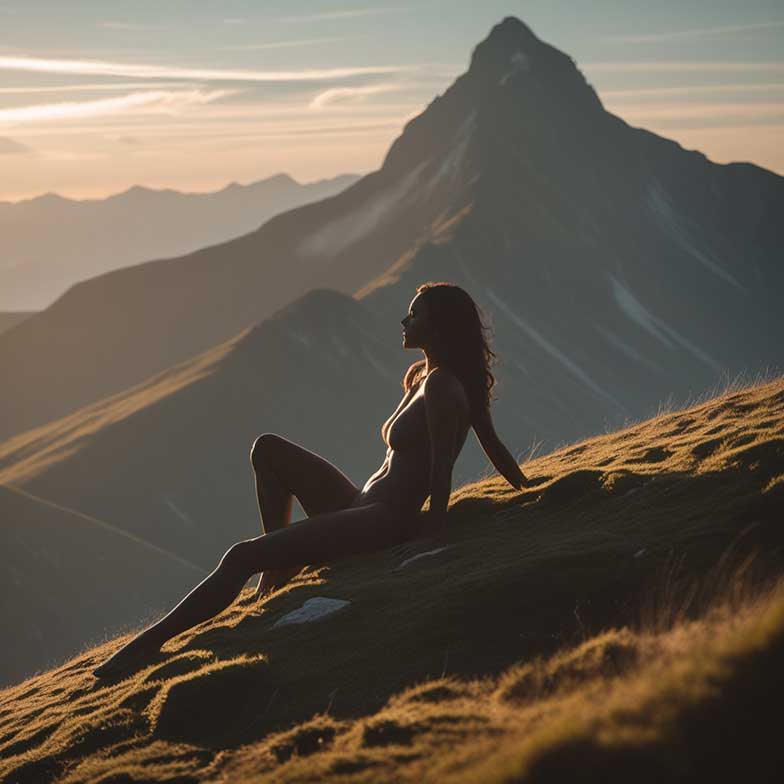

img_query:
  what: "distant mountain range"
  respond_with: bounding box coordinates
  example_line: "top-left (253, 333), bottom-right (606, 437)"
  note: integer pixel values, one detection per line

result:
top-left (0, 172), bottom-right (360, 311)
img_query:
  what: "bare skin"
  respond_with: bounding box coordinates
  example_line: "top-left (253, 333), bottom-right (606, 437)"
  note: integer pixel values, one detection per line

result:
top-left (92, 292), bottom-right (526, 678)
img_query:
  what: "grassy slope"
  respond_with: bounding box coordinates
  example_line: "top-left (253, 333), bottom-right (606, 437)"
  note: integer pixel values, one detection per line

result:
top-left (0, 373), bottom-right (782, 783)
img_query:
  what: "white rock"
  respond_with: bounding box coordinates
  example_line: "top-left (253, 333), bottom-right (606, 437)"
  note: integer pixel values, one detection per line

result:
top-left (272, 597), bottom-right (351, 627)
top-left (397, 546), bottom-right (450, 569)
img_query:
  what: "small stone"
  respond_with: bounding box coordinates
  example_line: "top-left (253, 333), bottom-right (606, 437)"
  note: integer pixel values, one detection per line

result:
top-left (272, 597), bottom-right (350, 628)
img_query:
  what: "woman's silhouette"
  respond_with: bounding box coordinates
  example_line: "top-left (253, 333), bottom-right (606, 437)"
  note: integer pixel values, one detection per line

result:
top-left (93, 281), bottom-right (527, 677)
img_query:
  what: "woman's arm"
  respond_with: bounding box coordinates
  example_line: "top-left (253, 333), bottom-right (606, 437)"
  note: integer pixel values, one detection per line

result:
top-left (473, 407), bottom-right (527, 489)
top-left (422, 369), bottom-right (468, 537)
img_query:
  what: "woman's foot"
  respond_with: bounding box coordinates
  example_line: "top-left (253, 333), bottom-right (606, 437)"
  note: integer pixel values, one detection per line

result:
top-left (254, 565), bottom-right (303, 600)
top-left (92, 632), bottom-right (160, 679)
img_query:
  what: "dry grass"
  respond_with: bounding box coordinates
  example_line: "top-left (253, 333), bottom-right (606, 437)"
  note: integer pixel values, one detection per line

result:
top-left (1, 372), bottom-right (782, 783)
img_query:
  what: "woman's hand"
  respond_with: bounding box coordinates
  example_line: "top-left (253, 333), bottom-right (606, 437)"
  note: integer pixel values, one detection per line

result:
top-left (419, 510), bottom-right (449, 544)
top-left (254, 565), bottom-right (303, 600)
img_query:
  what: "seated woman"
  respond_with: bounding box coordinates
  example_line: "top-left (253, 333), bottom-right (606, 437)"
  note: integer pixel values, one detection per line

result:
top-left (93, 281), bottom-right (527, 677)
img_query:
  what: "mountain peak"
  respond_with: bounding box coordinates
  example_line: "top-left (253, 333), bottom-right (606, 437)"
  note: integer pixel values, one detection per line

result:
top-left (469, 15), bottom-right (541, 72)
top-left (490, 16), bottom-right (540, 45)
top-left (463, 15), bottom-right (603, 113)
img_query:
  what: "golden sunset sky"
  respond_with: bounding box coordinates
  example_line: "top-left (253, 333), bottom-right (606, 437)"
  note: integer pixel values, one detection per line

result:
top-left (1, 0), bottom-right (782, 201)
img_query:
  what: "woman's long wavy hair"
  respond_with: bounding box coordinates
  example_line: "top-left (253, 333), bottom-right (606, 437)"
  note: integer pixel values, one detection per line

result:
top-left (403, 281), bottom-right (497, 420)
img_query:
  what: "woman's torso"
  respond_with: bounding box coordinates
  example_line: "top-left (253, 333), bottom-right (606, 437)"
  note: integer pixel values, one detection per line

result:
top-left (349, 373), bottom-right (471, 517)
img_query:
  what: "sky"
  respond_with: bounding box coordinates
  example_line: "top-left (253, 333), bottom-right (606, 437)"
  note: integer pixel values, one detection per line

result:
top-left (1, 0), bottom-right (782, 201)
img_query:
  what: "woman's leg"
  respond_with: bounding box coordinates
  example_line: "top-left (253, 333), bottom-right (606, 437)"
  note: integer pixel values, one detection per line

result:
top-left (249, 433), bottom-right (360, 596)
top-left (93, 502), bottom-right (407, 677)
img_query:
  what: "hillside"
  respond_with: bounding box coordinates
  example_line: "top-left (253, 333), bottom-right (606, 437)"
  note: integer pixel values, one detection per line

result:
top-left (1, 372), bottom-right (781, 782)
top-left (1, 16), bottom-right (781, 444)
top-left (0, 173), bottom-right (360, 311)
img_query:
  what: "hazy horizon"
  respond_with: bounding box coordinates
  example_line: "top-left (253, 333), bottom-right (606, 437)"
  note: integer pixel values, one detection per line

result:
top-left (1, 0), bottom-right (783, 202)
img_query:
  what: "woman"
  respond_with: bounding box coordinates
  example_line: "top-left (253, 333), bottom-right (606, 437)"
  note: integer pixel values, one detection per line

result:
top-left (93, 281), bottom-right (527, 678)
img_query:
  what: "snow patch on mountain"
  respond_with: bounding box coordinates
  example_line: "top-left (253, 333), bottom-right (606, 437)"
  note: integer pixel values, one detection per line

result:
top-left (330, 332), bottom-right (351, 357)
top-left (297, 161), bottom-right (428, 259)
top-left (286, 328), bottom-right (311, 349)
top-left (594, 322), bottom-right (664, 374)
top-left (485, 287), bottom-right (629, 415)
top-left (608, 274), bottom-right (723, 373)
top-left (609, 274), bottom-right (674, 349)
top-left (500, 50), bottom-right (531, 85)
top-left (425, 110), bottom-right (477, 194)
top-left (644, 178), bottom-right (748, 294)
top-left (164, 496), bottom-right (193, 528)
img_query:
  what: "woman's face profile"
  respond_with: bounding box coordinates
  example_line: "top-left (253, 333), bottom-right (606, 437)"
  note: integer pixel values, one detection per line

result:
top-left (401, 293), bottom-right (433, 350)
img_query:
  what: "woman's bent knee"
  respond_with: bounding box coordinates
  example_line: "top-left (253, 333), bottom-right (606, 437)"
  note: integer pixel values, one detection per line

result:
top-left (220, 539), bottom-right (259, 576)
top-left (250, 432), bottom-right (282, 471)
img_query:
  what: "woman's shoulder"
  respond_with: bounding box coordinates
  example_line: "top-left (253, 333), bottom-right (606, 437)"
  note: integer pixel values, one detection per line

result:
top-left (423, 367), bottom-right (470, 413)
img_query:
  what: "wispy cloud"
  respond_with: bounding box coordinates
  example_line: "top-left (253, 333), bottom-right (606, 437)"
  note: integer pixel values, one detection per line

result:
top-left (0, 89), bottom-right (237, 126)
top-left (309, 82), bottom-right (406, 108)
top-left (0, 55), bottom-right (414, 82)
top-left (218, 37), bottom-right (352, 51)
top-left (12, 99), bottom-right (422, 138)
top-left (604, 20), bottom-right (784, 44)
top-left (279, 6), bottom-right (403, 23)
top-left (0, 82), bottom-right (192, 94)
top-left (584, 61), bottom-right (784, 73)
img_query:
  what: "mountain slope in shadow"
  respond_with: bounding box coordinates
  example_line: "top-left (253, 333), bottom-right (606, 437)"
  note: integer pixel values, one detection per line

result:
top-left (0, 484), bottom-right (205, 688)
